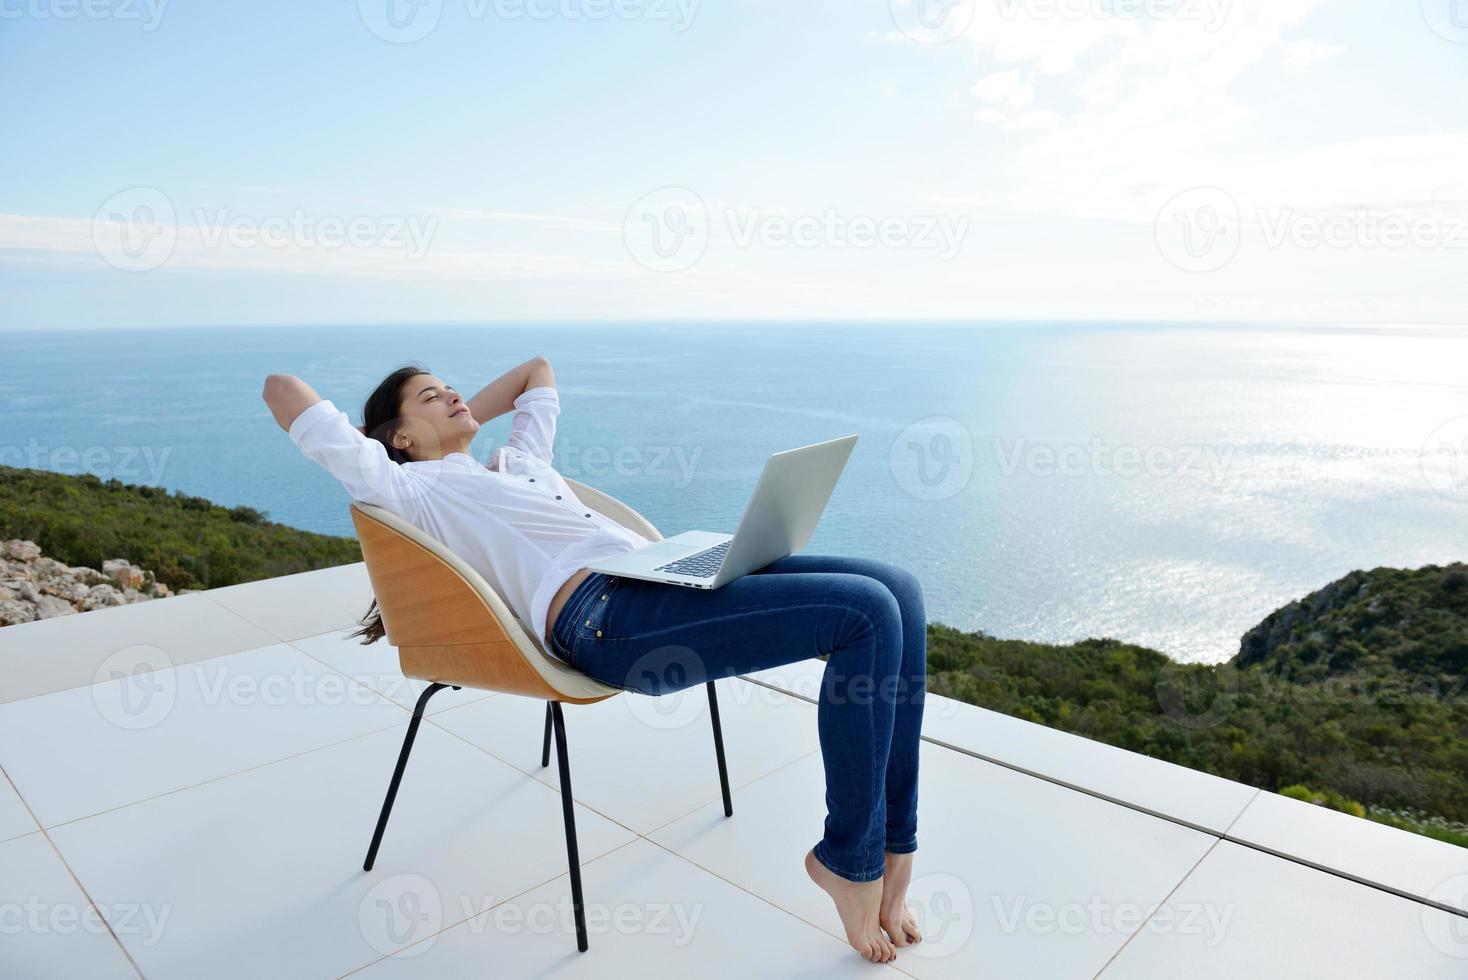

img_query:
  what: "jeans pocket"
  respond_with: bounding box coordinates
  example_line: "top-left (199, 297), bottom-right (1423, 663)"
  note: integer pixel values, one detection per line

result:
top-left (573, 575), bottom-right (622, 642)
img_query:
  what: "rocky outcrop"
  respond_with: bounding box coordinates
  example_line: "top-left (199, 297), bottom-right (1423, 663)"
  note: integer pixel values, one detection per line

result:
top-left (0, 539), bottom-right (200, 627)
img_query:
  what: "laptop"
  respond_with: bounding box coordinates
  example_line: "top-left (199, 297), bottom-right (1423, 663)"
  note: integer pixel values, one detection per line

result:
top-left (585, 434), bottom-right (858, 589)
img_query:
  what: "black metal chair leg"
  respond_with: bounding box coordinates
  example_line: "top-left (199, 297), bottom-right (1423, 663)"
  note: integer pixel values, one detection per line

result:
top-left (363, 682), bottom-right (450, 872)
top-left (541, 701), bottom-right (553, 768)
top-left (707, 680), bottom-right (733, 817)
top-left (549, 701), bottom-right (589, 952)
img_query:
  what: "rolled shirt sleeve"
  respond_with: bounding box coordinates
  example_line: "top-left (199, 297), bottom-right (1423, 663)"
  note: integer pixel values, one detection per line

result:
top-left (287, 398), bottom-right (426, 511)
top-left (505, 385), bottom-right (559, 466)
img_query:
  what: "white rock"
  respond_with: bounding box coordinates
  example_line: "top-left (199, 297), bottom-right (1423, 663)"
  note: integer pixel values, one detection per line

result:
top-left (0, 600), bottom-right (37, 626)
top-left (4, 540), bottom-right (41, 562)
top-left (82, 584), bottom-right (127, 610)
top-left (34, 595), bottom-right (77, 619)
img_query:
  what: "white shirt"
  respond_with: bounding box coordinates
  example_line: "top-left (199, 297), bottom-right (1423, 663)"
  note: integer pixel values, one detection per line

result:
top-left (286, 385), bottom-right (654, 659)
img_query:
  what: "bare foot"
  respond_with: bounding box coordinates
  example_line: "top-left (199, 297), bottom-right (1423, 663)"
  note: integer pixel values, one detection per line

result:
top-left (879, 850), bottom-right (923, 947)
top-left (804, 847), bottom-right (895, 963)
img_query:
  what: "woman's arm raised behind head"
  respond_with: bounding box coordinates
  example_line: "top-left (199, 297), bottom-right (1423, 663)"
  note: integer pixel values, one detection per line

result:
top-left (262, 374), bottom-right (325, 433)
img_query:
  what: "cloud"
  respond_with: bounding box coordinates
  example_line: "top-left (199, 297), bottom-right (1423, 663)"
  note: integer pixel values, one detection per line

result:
top-left (972, 69), bottom-right (1035, 109)
top-left (0, 213), bottom-right (636, 283)
top-left (1279, 37), bottom-right (1345, 70)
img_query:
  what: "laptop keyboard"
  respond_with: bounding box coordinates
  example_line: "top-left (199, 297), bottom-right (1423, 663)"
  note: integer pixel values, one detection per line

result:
top-left (653, 540), bottom-right (731, 578)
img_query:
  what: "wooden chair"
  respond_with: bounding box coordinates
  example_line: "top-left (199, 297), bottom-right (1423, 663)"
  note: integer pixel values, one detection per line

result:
top-left (348, 478), bottom-right (735, 953)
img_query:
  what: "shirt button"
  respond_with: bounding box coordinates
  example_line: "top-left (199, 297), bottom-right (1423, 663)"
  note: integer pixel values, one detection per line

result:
top-left (584, 619), bottom-right (591, 626)
top-left (555, 494), bottom-right (561, 499)
top-left (529, 477), bottom-right (535, 482)
top-left (584, 513), bottom-right (591, 518)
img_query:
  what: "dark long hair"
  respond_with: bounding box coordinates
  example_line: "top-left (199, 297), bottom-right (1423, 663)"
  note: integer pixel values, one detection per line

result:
top-left (348, 362), bottom-right (433, 645)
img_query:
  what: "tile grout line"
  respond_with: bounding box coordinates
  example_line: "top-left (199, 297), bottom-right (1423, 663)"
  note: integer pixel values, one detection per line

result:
top-left (634, 833), bottom-right (923, 976)
top-left (0, 591), bottom-right (362, 707)
top-left (1088, 835), bottom-right (1226, 980)
top-left (331, 836), bottom-right (650, 978)
top-left (36, 717), bottom-right (409, 835)
top-left (195, 580), bottom-right (367, 648)
top-left (417, 674), bottom-right (823, 844)
top-left (0, 764), bottom-right (146, 979)
top-left (336, 832), bottom-right (917, 978)
top-left (738, 673), bottom-right (1468, 922)
top-left (282, 635), bottom-right (499, 717)
top-left (17, 642), bottom-right (418, 833)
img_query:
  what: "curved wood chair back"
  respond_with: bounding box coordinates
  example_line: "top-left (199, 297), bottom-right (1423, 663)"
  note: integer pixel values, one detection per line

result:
top-left (348, 478), bottom-right (663, 704)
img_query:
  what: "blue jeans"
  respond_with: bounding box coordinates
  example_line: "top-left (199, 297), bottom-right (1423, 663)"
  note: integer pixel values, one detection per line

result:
top-left (548, 553), bottom-right (925, 884)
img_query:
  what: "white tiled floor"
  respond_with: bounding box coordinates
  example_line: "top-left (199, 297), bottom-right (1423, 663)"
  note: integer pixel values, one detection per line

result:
top-left (0, 592), bottom-right (280, 704)
top-left (650, 740), bottom-right (1220, 979)
top-left (349, 837), bottom-right (911, 978)
top-left (431, 674), bottom-right (821, 834)
top-left (0, 643), bottom-right (406, 828)
top-left (0, 767), bottom-right (38, 843)
top-left (1, 569), bottom-right (1464, 978)
top-left (1224, 787), bottom-right (1468, 916)
top-left (46, 723), bottom-right (637, 980)
top-left (1095, 839), bottom-right (1468, 978)
top-left (199, 562), bottom-right (375, 644)
top-left (287, 627), bottom-right (497, 716)
top-left (0, 832), bottom-right (140, 978)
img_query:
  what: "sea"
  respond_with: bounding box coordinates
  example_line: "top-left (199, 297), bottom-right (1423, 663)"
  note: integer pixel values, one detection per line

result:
top-left (2, 321), bottom-right (1464, 665)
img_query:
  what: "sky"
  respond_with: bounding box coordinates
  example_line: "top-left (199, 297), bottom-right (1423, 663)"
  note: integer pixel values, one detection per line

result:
top-left (1, 0), bottom-right (1466, 328)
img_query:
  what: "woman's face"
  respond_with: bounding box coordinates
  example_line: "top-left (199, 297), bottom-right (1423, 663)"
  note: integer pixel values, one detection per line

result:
top-left (393, 372), bottom-right (480, 459)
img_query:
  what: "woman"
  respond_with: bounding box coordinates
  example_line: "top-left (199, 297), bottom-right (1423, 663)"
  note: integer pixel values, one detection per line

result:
top-left (262, 356), bottom-right (926, 963)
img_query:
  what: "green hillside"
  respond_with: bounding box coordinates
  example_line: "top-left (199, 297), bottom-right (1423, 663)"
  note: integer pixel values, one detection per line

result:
top-left (0, 465), bottom-right (362, 590)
